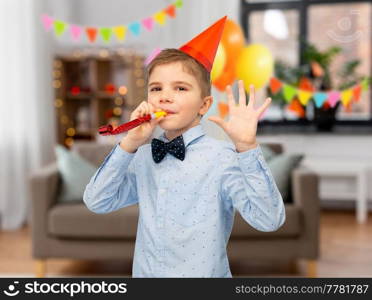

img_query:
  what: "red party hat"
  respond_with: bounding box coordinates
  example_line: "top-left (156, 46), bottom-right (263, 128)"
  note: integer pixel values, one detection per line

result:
top-left (179, 16), bottom-right (227, 72)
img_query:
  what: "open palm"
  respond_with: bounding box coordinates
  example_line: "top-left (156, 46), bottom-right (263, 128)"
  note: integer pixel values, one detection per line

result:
top-left (208, 80), bottom-right (272, 152)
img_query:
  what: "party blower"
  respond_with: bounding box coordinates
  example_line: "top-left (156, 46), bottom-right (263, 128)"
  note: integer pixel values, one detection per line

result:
top-left (98, 111), bottom-right (167, 136)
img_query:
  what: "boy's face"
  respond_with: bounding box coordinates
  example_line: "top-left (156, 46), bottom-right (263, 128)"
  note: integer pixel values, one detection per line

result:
top-left (147, 62), bottom-right (212, 139)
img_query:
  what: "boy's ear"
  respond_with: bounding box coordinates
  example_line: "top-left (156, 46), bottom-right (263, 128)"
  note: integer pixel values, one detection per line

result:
top-left (199, 96), bottom-right (213, 116)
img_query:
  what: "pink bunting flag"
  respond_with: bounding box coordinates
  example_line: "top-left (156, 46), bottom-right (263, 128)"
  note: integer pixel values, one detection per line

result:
top-left (41, 14), bottom-right (54, 32)
top-left (142, 17), bottom-right (154, 31)
top-left (145, 47), bottom-right (162, 66)
top-left (328, 91), bottom-right (340, 108)
top-left (70, 25), bottom-right (82, 41)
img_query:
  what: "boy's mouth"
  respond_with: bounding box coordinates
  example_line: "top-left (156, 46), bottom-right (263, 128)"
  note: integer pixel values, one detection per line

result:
top-left (162, 109), bottom-right (176, 115)
top-left (164, 113), bottom-right (176, 118)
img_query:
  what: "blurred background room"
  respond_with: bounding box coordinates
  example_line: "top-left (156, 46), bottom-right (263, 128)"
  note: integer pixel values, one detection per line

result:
top-left (0, 0), bottom-right (371, 277)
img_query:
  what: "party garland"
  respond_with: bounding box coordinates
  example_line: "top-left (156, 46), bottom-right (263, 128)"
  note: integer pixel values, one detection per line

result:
top-left (269, 77), bottom-right (370, 108)
top-left (41, 0), bottom-right (183, 43)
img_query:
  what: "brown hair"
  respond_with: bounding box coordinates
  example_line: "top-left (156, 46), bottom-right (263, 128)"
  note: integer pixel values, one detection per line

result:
top-left (146, 48), bottom-right (211, 99)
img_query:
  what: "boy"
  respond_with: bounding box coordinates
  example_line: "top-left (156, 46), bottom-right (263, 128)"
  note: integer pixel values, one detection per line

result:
top-left (83, 16), bottom-right (285, 278)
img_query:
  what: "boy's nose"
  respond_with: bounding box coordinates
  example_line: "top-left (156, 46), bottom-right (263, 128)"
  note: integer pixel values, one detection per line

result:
top-left (159, 98), bottom-right (172, 103)
top-left (159, 94), bottom-right (173, 104)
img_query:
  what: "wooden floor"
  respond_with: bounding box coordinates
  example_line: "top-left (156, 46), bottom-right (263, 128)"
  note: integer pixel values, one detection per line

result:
top-left (1, 210), bottom-right (371, 277)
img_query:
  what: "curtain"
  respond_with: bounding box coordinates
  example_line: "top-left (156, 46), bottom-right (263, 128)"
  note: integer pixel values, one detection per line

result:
top-left (0, 0), bottom-right (55, 230)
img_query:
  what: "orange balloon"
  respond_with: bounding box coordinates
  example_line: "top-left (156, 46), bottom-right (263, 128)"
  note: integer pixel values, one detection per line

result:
top-left (213, 64), bottom-right (236, 92)
top-left (221, 19), bottom-right (245, 65)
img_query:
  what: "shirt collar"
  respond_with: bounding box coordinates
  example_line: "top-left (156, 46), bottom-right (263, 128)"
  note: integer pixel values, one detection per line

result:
top-left (157, 124), bottom-right (205, 147)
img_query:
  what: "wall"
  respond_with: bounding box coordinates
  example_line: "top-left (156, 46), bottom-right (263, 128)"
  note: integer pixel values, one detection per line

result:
top-left (46, 0), bottom-right (240, 55)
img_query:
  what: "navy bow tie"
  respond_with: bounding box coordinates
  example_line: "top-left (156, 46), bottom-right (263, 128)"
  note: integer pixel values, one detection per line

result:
top-left (151, 135), bottom-right (185, 163)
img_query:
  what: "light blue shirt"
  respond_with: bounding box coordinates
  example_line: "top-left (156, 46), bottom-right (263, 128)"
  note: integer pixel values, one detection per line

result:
top-left (83, 124), bottom-right (285, 278)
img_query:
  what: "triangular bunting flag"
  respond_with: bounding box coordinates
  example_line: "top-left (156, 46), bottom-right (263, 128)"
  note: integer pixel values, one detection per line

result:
top-left (340, 89), bottom-right (353, 107)
top-left (154, 11), bottom-right (166, 25)
top-left (352, 84), bottom-right (362, 102)
top-left (145, 47), bottom-right (162, 66)
top-left (287, 99), bottom-right (305, 118)
top-left (54, 20), bottom-right (67, 37)
top-left (86, 27), bottom-right (98, 43)
top-left (361, 78), bottom-right (370, 91)
top-left (164, 5), bottom-right (176, 18)
top-left (41, 14), bottom-right (54, 31)
top-left (113, 26), bottom-right (127, 42)
top-left (100, 27), bottom-right (112, 42)
top-left (218, 102), bottom-right (229, 119)
top-left (298, 90), bottom-right (313, 106)
top-left (283, 84), bottom-right (297, 103)
top-left (313, 92), bottom-right (328, 108)
top-left (328, 91), bottom-right (340, 108)
top-left (70, 25), bottom-right (82, 41)
top-left (42, 0), bottom-right (183, 43)
top-left (142, 17), bottom-right (154, 31)
top-left (269, 77), bottom-right (282, 94)
top-left (299, 77), bottom-right (314, 92)
top-left (174, 0), bottom-right (183, 8)
top-left (128, 22), bottom-right (141, 36)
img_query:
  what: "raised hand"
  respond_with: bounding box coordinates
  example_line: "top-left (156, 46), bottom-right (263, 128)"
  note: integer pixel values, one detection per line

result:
top-left (208, 80), bottom-right (272, 153)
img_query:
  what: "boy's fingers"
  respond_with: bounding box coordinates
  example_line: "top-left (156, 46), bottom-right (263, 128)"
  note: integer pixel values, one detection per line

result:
top-left (256, 97), bottom-right (272, 116)
top-left (140, 101), bottom-right (148, 114)
top-left (133, 110), bottom-right (141, 119)
top-left (131, 101), bottom-right (149, 120)
top-left (134, 103), bottom-right (144, 117)
top-left (148, 102), bottom-right (157, 114)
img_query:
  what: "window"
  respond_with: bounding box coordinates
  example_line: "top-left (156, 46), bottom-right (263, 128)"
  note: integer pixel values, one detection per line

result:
top-left (241, 0), bottom-right (372, 129)
top-left (249, 9), bottom-right (299, 67)
top-left (308, 3), bottom-right (371, 120)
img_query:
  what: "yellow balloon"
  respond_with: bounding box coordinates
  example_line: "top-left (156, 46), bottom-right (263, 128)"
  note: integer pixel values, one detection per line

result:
top-left (236, 44), bottom-right (273, 91)
top-left (210, 43), bottom-right (226, 82)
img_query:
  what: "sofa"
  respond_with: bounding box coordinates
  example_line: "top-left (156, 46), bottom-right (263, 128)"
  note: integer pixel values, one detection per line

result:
top-left (29, 141), bottom-right (320, 277)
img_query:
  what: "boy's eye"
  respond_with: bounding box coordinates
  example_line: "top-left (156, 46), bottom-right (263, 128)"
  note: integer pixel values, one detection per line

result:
top-left (177, 86), bottom-right (187, 91)
top-left (150, 87), bottom-right (161, 92)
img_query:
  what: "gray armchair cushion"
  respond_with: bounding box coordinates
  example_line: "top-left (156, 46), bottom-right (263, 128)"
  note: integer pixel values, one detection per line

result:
top-left (55, 145), bottom-right (97, 203)
top-left (260, 144), bottom-right (278, 162)
top-left (267, 154), bottom-right (304, 203)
